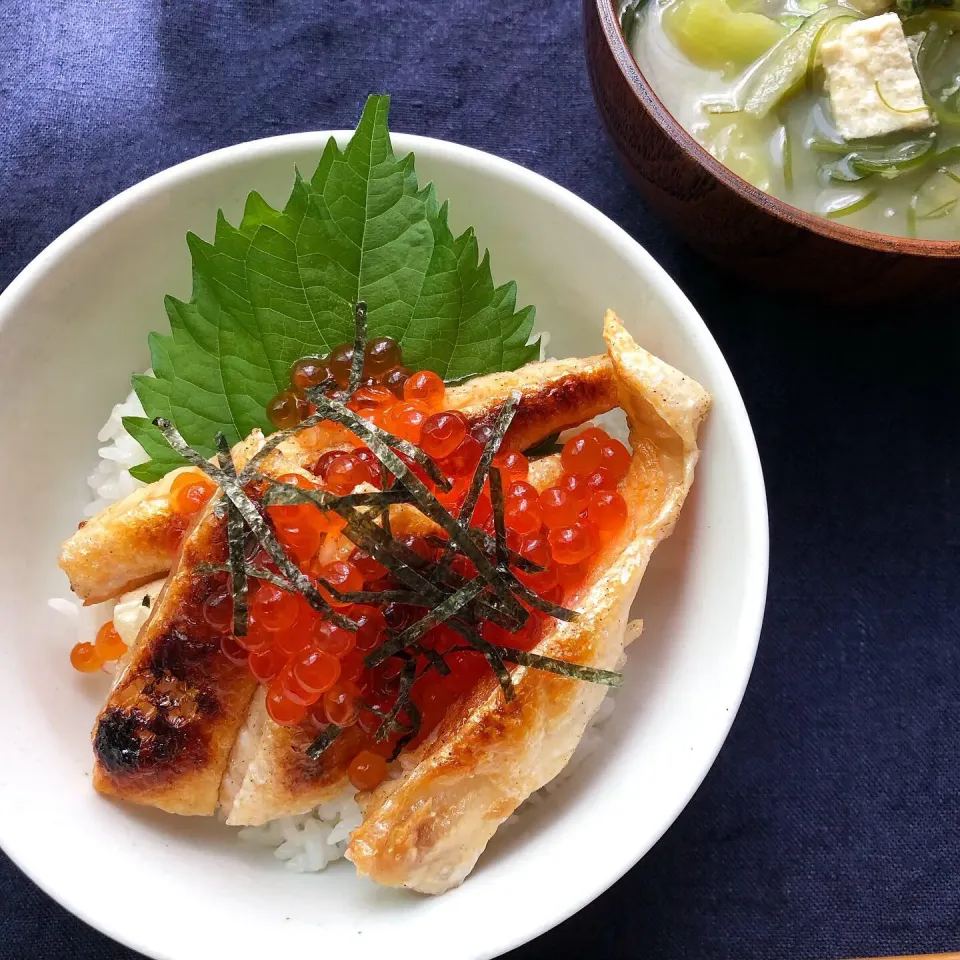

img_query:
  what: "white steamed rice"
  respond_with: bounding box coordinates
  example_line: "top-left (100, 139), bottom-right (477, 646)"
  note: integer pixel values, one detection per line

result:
top-left (51, 388), bottom-right (617, 874)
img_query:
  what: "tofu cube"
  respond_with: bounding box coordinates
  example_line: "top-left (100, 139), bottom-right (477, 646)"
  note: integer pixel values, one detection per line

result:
top-left (820, 13), bottom-right (934, 140)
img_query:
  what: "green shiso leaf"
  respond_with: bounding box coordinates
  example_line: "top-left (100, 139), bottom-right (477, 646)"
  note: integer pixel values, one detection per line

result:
top-left (123, 416), bottom-right (188, 483)
top-left (131, 94), bottom-right (540, 477)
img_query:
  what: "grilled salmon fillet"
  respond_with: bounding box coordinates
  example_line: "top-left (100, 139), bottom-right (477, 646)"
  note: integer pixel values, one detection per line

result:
top-left (59, 467), bottom-right (198, 605)
top-left (345, 312), bottom-right (710, 893)
top-left (59, 357), bottom-right (615, 605)
top-left (219, 455), bottom-right (567, 826)
top-left (91, 433), bottom-right (278, 815)
top-left (444, 354), bottom-right (616, 452)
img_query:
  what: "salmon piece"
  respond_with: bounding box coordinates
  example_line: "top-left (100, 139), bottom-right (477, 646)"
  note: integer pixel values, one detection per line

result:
top-left (58, 430), bottom-right (335, 605)
top-left (444, 354), bottom-right (616, 452)
top-left (59, 467), bottom-right (198, 605)
top-left (345, 312), bottom-right (710, 893)
top-left (219, 691), bottom-right (371, 824)
top-left (91, 434), bottom-right (297, 816)
top-left (59, 357), bottom-right (615, 604)
top-left (219, 455), bottom-right (567, 826)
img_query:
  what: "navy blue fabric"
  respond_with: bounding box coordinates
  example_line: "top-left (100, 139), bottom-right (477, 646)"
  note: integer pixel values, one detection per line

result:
top-left (2, 2), bottom-right (959, 958)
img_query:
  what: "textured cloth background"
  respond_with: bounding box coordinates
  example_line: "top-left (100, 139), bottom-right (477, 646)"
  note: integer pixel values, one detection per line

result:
top-left (1, 1), bottom-right (959, 958)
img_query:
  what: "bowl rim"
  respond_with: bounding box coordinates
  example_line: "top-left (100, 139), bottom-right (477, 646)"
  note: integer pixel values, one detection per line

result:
top-left (590, 0), bottom-right (960, 258)
top-left (0, 129), bottom-right (769, 960)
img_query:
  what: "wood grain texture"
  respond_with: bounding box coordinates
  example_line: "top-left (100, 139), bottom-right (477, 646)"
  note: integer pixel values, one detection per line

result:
top-left (848, 955), bottom-right (960, 960)
top-left (583, 0), bottom-right (960, 303)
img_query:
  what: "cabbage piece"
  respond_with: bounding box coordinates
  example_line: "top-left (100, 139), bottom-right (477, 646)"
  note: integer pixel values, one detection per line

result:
top-left (699, 112), bottom-right (776, 189)
top-left (740, 6), bottom-right (861, 117)
top-left (663, 0), bottom-right (787, 74)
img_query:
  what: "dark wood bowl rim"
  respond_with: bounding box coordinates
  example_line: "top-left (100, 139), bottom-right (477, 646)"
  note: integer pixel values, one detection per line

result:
top-left (593, 0), bottom-right (960, 258)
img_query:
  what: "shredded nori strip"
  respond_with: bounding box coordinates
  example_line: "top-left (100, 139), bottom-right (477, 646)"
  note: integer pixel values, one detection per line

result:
top-left (154, 357), bottom-right (617, 769)
top-left (489, 467), bottom-right (509, 568)
top-left (331, 498), bottom-right (521, 632)
top-left (457, 393), bottom-right (519, 530)
top-left (446, 643), bottom-right (621, 686)
top-left (410, 640), bottom-right (451, 676)
top-left (487, 645), bottom-right (622, 686)
top-left (306, 396), bottom-right (525, 621)
top-left (498, 565), bottom-right (579, 622)
top-left (485, 470), bottom-right (578, 620)
top-left (261, 481), bottom-right (412, 513)
top-left (388, 697), bottom-right (422, 761)
top-left (316, 580), bottom-right (420, 605)
top-left (381, 467), bottom-right (393, 539)
top-left (305, 387), bottom-right (451, 491)
top-left (337, 507), bottom-right (444, 597)
top-left (347, 301), bottom-right (367, 396)
top-left (305, 723), bottom-right (344, 761)
top-left (449, 618), bottom-right (514, 701)
top-left (423, 532), bottom-right (543, 574)
top-left (152, 418), bottom-right (356, 631)
top-left (216, 433), bottom-right (249, 637)
top-left (364, 577), bottom-right (487, 667)
top-left (196, 562), bottom-right (295, 594)
top-left (525, 432), bottom-right (564, 457)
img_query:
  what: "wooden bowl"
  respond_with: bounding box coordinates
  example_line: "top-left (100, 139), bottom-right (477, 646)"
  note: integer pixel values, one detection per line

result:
top-left (584, 0), bottom-right (960, 302)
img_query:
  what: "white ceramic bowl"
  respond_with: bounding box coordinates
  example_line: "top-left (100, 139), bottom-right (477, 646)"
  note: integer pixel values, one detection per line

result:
top-left (0, 132), bottom-right (767, 960)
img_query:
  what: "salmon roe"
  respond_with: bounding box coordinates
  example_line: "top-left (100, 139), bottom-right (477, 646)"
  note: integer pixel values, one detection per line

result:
top-left (70, 641), bottom-right (103, 673)
top-left (95, 622), bottom-right (127, 661)
top-left (170, 471), bottom-right (217, 516)
top-left (348, 750), bottom-right (389, 791)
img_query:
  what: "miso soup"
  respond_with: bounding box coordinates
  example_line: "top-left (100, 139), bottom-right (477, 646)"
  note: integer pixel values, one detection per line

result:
top-left (623, 0), bottom-right (960, 239)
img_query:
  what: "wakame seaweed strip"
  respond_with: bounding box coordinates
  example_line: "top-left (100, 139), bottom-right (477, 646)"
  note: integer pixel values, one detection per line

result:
top-left (305, 723), bottom-right (344, 761)
top-left (152, 418), bottom-right (356, 631)
top-left (347, 301), bottom-right (367, 396)
top-left (364, 577), bottom-right (488, 667)
top-left (216, 433), bottom-right (249, 637)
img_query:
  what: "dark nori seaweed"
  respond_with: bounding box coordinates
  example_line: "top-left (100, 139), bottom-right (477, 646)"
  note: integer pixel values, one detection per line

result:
top-left (152, 418), bottom-right (355, 631)
top-left (216, 433), bottom-right (249, 637)
top-left (347, 301), bottom-right (367, 396)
